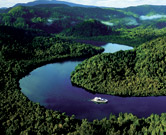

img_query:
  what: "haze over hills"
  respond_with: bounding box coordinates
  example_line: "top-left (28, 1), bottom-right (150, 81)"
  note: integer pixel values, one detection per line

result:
top-left (0, 4), bottom-right (136, 33)
top-left (13, 0), bottom-right (95, 8)
top-left (122, 5), bottom-right (166, 16)
top-left (2, 0), bottom-right (166, 8)
top-left (1, 3), bottom-right (166, 34)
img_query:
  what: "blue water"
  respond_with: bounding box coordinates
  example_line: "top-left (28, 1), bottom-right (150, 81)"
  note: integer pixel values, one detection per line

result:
top-left (19, 43), bottom-right (166, 121)
top-left (102, 43), bottom-right (133, 53)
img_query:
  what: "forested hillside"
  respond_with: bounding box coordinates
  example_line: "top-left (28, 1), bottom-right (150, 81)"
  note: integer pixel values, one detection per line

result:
top-left (0, 25), bottom-right (104, 134)
top-left (122, 5), bottom-right (166, 16)
top-left (1, 4), bottom-right (166, 39)
top-left (61, 19), bottom-right (112, 37)
top-left (71, 36), bottom-right (166, 96)
top-left (3, 4), bottom-right (166, 34)
top-left (1, 26), bottom-right (166, 135)
top-left (0, 5), bottom-right (132, 33)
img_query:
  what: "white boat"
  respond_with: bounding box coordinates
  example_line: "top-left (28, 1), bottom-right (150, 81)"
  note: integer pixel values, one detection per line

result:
top-left (91, 97), bottom-right (108, 103)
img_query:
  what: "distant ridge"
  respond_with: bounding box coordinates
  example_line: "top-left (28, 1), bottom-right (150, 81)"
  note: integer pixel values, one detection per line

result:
top-left (14, 0), bottom-right (95, 7)
top-left (122, 5), bottom-right (166, 15)
top-left (0, 7), bottom-right (7, 9)
top-left (0, 8), bottom-right (8, 13)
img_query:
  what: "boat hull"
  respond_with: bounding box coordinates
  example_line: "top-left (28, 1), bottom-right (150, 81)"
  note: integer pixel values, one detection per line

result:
top-left (91, 99), bottom-right (108, 104)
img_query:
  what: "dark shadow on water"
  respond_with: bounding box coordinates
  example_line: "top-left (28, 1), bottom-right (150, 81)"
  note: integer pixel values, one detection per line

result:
top-left (19, 43), bottom-right (166, 121)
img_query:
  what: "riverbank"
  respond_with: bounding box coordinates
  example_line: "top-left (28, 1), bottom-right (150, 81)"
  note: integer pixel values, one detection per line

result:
top-left (0, 33), bottom-right (104, 134)
top-left (74, 39), bottom-right (107, 47)
top-left (20, 42), bottom-right (166, 123)
top-left (1, 25), bottom-right (166, 134)
top-left (1, 39), bottom-right (166, 135)
top-left (71, 36), bottom-right (166, 97)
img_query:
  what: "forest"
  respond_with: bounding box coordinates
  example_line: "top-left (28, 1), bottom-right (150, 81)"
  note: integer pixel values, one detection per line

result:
top-left (71, 36), bottom-right (166, 96)
top-left (1, 3), bottom-right (166, 134)
top-left (60, 19), bottom-right (113, 37)
top-left (0, 25), bottom-right (104, 134)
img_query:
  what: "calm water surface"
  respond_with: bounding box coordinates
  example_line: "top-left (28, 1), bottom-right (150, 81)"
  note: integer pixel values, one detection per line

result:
top-left (19, 43), bottom-right (166, 121)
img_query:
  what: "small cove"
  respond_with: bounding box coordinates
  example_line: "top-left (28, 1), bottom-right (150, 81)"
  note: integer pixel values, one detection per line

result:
top-left (19, 43), bottom-right (166, 121)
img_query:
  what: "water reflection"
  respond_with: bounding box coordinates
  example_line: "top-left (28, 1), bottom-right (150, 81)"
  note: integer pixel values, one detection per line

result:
top-left (20, 43), bottom-right (166, 121)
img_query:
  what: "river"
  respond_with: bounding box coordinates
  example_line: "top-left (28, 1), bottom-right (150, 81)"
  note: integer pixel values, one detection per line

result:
top-left (19, 43), bottom-right (166, 121)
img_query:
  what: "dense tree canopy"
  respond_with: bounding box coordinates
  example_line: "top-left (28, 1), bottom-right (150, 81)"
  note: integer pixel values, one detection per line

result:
top-left (61, 19), bottom-right (112, 37)
top-left (0, 25), bottom-right (104, 134)
top-left (71, 36), bottom-right (166, 96)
